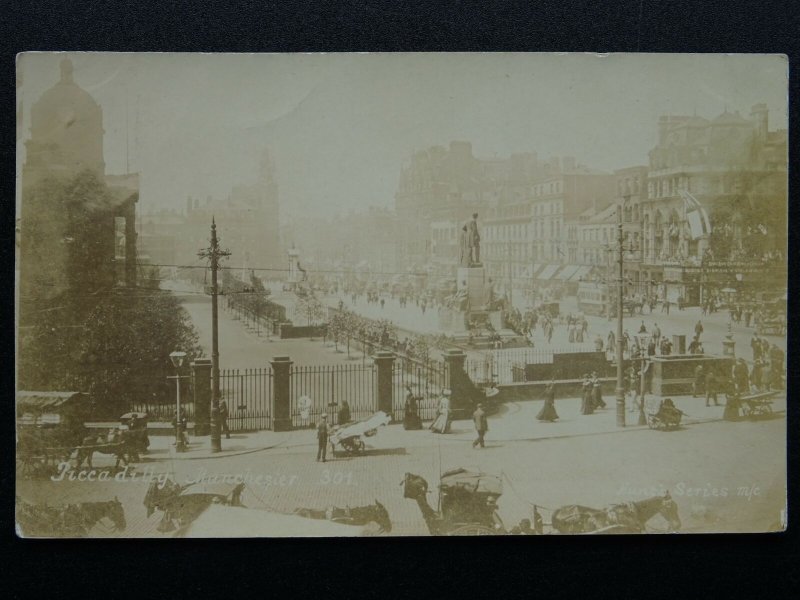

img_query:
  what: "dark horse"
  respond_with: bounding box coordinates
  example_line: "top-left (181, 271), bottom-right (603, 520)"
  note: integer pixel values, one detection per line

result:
top-left (550, 493), bottom-right (681, 534)
top-left (74, 431), bottom-right (137, 470)
top-left (16, 496), bottom-right (126, 537)
top-left (294, 500), bottom-right (392, 534)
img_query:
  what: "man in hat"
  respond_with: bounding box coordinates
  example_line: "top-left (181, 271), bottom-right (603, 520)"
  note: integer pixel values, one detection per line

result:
top-left (472, 402), bottom-right (488, 449)
top-left (316, 414), bottom-right (329, 462)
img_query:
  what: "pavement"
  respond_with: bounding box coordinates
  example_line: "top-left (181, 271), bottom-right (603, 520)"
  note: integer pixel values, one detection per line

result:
top-left (142, 391), bottom-right (787, 460)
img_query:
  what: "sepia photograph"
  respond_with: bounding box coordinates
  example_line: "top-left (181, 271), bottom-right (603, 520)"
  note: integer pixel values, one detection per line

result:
top-left (15, 52), bottom-right (788, 537)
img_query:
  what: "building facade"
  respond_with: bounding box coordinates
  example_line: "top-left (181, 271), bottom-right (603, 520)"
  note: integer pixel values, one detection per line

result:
top-left (641, 105), bottom-right (788, 304)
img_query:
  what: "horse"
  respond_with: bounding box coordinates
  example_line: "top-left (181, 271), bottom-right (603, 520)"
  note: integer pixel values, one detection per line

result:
top-left (74, 431), bottom-right (134, 470)
top-left (294, 500), bottom-right (392, 534)
top-left (16, 496), bottom-right (126, 537)
top-left (551, 493), bottom-right (681, 534)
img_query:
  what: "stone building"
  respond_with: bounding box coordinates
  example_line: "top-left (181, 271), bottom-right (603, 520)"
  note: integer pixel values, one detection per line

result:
top-left (641, 105), bottom-right (787, 304)
top-left (18, 58), bottom-right (139, 324)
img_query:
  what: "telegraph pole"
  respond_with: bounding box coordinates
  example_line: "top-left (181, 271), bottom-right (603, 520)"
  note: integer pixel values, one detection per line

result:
top-left (615, 201), bottom-right (626, 428)
top-left (199, 217), bottom-right (231, 452)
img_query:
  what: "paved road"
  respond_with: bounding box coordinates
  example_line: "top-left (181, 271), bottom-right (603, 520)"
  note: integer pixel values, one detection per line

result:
top-left (17, 402), bottom-right (786, 537)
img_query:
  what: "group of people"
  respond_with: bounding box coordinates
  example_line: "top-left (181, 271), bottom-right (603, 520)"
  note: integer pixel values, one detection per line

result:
top-left (580, 373), bottom-right (607, 415)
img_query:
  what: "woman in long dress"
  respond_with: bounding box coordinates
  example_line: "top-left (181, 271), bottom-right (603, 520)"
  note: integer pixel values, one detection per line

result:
top-left (536, 382), bottom-right (559, 422)
top-left (430, 389), bottom-right (452, 433)
top-left (580, 375), bottom-right (594, 415)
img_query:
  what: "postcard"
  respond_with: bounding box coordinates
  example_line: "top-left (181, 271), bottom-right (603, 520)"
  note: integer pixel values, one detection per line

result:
top-left (16, 52), bottom-right (787, 536)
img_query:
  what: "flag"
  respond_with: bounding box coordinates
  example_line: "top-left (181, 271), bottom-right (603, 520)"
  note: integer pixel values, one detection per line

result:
top-left (679, 190), bottom-right (712, 239)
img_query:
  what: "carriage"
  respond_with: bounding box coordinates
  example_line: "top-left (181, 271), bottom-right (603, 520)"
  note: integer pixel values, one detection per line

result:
top-left (403, 469), bottom-right (507, 535)
top-left (644, 397), bottom-right (684, 430)
top-left (119, 411), bottom-right (150, 455)
top-left (329, 411), bottom-right (391, 455)
top-left (144, 479), bottom-right (246, 532)
top-left (16, 391), bottom-right (93, 478)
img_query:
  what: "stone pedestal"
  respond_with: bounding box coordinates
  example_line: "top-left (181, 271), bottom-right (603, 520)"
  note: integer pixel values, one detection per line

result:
top-left (457, 266), bottom-right (489, 309)
top-left (373, 351), bottom-right (395, 417)
top-left (271, 356), bottom-right (293, 431)
top-left (443, 349), bottom-right (484, 418)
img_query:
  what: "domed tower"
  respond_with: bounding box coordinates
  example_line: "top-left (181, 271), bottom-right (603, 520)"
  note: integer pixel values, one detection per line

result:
top-left (23, 58), bottom-right (105, 184)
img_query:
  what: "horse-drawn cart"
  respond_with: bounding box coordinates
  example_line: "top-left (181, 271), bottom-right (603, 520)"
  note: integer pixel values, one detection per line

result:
top-left (403, 469), bottom-right (507, 535)
top-left (16, 391), bottom-right (93, 478)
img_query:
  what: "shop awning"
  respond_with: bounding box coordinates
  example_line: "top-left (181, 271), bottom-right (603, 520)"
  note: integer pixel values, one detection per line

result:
top-left (537, 264), bottom-right (560, 281)
top-left (569, 265), bottom-right (593, 282)
top-left (554, 264), bottom-right (580, 281)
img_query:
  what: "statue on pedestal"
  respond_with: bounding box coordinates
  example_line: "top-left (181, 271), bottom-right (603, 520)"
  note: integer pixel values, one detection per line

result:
top-left (467, 213), bottom-right (481, 265)
top-left (458, 213), bottom-right (482, 267)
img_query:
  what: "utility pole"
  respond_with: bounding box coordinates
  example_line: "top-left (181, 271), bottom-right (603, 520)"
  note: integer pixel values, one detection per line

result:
top-left (198, 217), bottom-right (231, 452)
top-left (615, 200), bottom-right (626, 428)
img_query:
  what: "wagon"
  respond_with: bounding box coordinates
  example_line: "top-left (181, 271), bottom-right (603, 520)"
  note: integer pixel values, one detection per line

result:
top-left (16, 391), bottom-right (92, 478)
top-left (738, 390), bottom-right (778, 419)
top-left (644, 397), bottom-right (683, 431)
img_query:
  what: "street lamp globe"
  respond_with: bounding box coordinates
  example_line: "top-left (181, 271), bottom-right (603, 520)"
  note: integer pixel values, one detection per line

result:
top-left (169, 351), bottom-right (187, 369)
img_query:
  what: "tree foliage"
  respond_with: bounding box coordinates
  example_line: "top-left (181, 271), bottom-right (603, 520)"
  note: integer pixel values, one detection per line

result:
top-left (18, 291), bottom-right (202, 417)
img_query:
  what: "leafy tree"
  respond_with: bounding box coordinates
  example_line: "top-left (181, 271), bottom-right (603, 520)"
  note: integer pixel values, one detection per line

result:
top-left (18, 291), bottom-right (202, 417)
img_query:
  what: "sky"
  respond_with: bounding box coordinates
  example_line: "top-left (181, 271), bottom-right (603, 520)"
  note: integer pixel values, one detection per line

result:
top-left (16, 52), bottom-right (788, 220)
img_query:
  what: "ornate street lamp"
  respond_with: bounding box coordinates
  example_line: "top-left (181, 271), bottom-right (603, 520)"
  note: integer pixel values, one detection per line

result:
top-left (168, 350), bottom-right (188, 452)
top-left (636, 332), bottom-right (650, 426)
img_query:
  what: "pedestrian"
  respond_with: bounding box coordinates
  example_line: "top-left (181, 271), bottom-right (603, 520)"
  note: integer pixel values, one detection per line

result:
top-left (472, 403), bottom-right (488, 448)
top-left (607, 330), bottom-right (616, 354)
top-left (594, 334), bottom-right (604, 352)
top-left (751, 359), bottom-right (764, 392)
top-left (694, 320), bottom-right (703, 340)
top-left (219, 399), bottom-right (231, 439)
top-left (705, 371), bottom-right (719, 407)
top-left (337, 400), bottom-right (351, 426)
top-left (591, 372), bottom-right (606, 409)
top-left (652, 323), bottom-right (661, 341)
top-left (638, 321), bottom-right (647, 334)
top-left (692, 364), bottom-right (705, 397)
top-left (688, 335), bottom-right (702, 354)
top-left (403, 385), bottom-right (421, 430)
top-left (580, 374), bottom-right (594, 415)
top-left (751, 334), bottom-right (762, 362)
top-left (733, 358), bottom-right (750, 395)
top-left (536, 381), bottom-right (559, 422)
top-left (430, 389), bottom-right (452, 433)
top-left (316, 414), bottom-right (329, 462)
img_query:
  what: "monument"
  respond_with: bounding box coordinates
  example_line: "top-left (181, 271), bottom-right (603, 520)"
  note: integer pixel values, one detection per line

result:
top-left (439, 213), bottom-right (503, 336)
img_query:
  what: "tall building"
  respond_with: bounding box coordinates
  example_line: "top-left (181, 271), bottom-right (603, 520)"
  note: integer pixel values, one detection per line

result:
top-left (641, 105), bottom-right (787, 304)
top-left (178, 150), bottom-right (282, 274)
top-left (18, 58), bottom-right (139, 324)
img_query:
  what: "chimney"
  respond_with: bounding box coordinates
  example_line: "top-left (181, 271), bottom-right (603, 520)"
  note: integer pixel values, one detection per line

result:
top-left (186, 196), bottom-right (193, 214)
top-left (750, 103), bottom-right (768, 140)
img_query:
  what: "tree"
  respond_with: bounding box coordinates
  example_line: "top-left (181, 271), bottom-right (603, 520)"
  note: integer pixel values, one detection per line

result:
top-left (18, 290), bottom-right (202, 418)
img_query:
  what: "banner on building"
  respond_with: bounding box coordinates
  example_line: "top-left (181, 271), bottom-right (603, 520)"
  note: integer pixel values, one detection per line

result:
top-left (680, 190), bottom-right (712, 239)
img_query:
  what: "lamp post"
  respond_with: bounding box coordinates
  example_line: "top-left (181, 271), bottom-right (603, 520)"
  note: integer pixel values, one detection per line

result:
top-left (614, 201), bottom-right (626, 428)
top-left (636, 332), bottom-right (649, 426)
top-left (168, 350), bottom-right (188, 452)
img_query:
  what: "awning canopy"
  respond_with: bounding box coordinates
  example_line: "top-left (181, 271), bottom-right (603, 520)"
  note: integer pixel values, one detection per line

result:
top-left (16, 391), bottom-right (90, 413)
top-left (537, 264), bottom-right (560, 281)
top-left (569, 265), bottom-right (593, 282)
top-left (555, 264), bottom-right (580, 281)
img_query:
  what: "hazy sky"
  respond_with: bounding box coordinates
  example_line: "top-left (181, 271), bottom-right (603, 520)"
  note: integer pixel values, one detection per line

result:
top-left (16, 53), bottom-right (788, 219)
